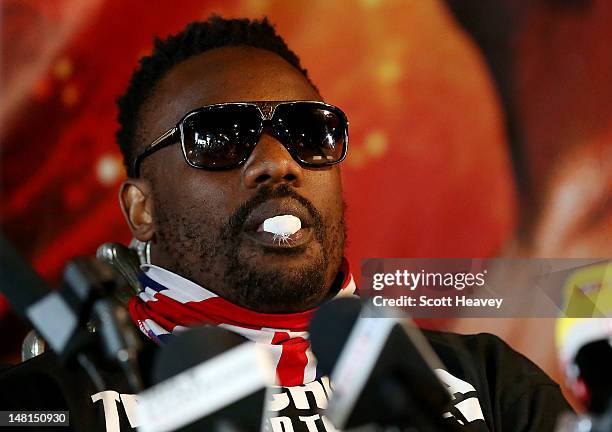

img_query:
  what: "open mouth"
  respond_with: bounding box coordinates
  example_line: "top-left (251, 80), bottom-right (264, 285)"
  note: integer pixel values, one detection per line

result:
top-left (243, 199), bottom-right (315, 250)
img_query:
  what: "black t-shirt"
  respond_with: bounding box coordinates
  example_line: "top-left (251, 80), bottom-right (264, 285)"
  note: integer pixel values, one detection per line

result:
top-left (0, 330), bottom-right (572, 431)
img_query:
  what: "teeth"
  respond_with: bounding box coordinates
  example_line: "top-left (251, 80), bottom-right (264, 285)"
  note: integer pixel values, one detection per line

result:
top-left (262, 215), bottom-right (301, 236)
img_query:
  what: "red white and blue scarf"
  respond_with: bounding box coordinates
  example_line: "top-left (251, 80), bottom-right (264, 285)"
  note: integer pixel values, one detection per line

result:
top-left (128, 258), bottom-right (356, 387)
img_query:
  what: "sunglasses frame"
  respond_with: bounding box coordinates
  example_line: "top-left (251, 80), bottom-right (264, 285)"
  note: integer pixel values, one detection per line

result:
top-left (131, 100), bottom-right (349, 177)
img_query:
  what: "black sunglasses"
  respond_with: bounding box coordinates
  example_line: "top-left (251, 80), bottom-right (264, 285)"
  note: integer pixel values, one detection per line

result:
top-left (131, 100), bottom-right (349, 177)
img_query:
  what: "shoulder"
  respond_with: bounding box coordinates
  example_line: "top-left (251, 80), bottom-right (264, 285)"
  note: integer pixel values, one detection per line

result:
top-left (422, 330), bottom-right (573, 431)
top-left (0, 351), bottom-right (141, 431)
top-left (0, 352), bottom-right (75, 410)
top-left (0, 351), bottom-right (63, 387)
top-left (424, 330), bottom-right (562, 389)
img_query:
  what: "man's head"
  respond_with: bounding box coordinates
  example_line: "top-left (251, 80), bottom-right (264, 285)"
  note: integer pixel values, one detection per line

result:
top-left (116, 16), bottom-right (347, 313)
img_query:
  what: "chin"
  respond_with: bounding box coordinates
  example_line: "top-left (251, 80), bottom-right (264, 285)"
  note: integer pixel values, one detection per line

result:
top-left (227, 252), bottom-right (329, 312)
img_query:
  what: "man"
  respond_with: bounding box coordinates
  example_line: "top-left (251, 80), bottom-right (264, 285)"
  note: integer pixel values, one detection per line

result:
top-left (0, 16), bottom-right (571, 432)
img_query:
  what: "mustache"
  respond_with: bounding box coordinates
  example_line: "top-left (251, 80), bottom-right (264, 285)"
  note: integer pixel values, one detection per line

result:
top-left (226, 184), bottom-right (325, 241)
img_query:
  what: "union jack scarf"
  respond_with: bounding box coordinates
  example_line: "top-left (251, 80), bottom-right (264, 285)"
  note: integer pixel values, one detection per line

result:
top-left (128, 258), bottom-right (356, 387)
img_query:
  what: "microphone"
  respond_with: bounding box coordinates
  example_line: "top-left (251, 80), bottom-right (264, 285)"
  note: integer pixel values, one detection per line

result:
top-left (555, 262), bottom-right (612, 432)
top-left (309, 297), bottom-right (453, 431)
top-left (137, 326), bottom-right (276, 432)
top-left (0, 232), bottom-right (143, 392)
top-left (0, 233), bottom-right (50, 321)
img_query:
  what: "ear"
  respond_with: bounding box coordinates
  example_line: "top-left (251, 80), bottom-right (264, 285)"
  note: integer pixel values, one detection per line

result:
top-left (119, 179), bottom-right (155, 242)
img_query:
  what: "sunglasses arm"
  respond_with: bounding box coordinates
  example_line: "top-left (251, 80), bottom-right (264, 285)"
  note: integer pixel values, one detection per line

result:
top-left (132, 127), bottom-right (179, 177)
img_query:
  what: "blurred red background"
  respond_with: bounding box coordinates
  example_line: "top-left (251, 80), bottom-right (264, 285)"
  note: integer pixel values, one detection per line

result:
top-left (1, 0), bottom-right (610, 408)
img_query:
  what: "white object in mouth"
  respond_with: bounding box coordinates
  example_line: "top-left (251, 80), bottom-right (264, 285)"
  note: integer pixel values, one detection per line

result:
top-left (262, 215), bottom-right (302, 236)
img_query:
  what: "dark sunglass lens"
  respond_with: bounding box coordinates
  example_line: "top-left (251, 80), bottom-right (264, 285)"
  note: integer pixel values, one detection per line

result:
top-left (275, 104), bottom-right (346, 165)
top-left (182, 105), bottom-right (261, 169)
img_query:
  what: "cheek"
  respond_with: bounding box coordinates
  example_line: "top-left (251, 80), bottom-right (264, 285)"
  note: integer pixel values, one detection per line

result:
top-left (310, 168), bottom-right (344, 219)
top-left (151, 171), bottom-right (237, 228)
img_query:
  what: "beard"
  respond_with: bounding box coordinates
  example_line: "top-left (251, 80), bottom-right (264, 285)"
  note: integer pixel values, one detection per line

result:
top-left (152, 184), bottom-right (346, 312)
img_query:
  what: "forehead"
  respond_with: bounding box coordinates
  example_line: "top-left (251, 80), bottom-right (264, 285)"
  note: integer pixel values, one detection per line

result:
top-left (137, 46), bottom-right (321, 147)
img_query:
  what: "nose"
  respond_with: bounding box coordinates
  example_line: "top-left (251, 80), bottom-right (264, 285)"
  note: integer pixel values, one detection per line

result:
top-left (242, 134), bottom-right (304, 188)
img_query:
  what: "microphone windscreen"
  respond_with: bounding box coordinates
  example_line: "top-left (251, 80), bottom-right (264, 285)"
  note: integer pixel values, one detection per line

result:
top-left (0, 232), bottom-right (49, 319)
top-left (309, 297), bottom-right (452, 430)
top-left (309, 297), bottom-right (362, 376)
top-left (141, 326), bottom-right (272, 432)
top-left (152, 326), bottom-right (246, 384)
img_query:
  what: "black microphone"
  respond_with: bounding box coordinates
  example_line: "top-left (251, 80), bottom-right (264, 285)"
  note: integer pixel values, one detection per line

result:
top-left (137, 326), bottom-right (276, 432)
top-left (0, 233), bottom-right (50, 320)
top-left (0, 233), bottom-right (143, 392)
top-left (309, 297), bottom-right (453, 431)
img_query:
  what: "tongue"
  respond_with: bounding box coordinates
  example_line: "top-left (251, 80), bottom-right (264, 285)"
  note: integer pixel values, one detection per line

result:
top-left (261, 215), bottom-right (302, 236)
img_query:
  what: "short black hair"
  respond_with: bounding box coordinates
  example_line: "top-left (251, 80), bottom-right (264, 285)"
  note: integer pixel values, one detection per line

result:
top-left (116, 15), bottom-right (314, 177)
